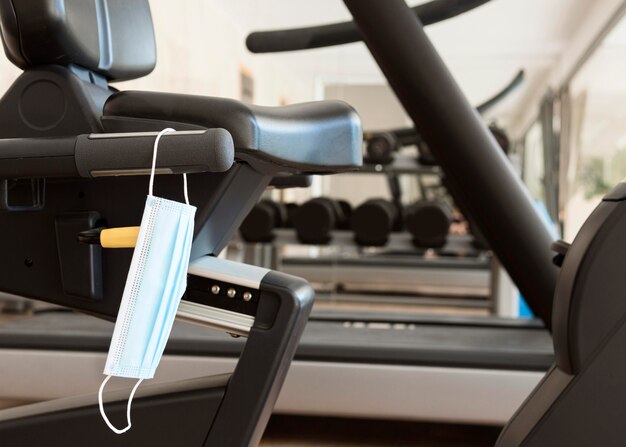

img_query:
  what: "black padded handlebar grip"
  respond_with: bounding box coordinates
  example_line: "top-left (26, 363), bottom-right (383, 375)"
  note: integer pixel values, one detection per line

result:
top-left (0, 137), bottom-right (78, 178)
top-left (75, 129), bottom-right (234, 178)
top-left (246, 0), bottom-right (491, 53)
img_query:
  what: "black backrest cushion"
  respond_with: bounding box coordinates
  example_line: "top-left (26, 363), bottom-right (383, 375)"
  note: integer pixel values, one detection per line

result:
top-left (0, 0), bottom-right (155, 81)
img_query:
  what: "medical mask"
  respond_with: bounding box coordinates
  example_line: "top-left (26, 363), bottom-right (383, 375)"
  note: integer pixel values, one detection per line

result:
top-left (98, 128), bottom-right (196, 434)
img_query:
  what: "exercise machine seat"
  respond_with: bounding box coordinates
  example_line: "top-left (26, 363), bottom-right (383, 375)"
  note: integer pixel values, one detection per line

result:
top-left (103, 91), bottom-right (362, 172)
top-left (0, 0), bottom-right (155, 81)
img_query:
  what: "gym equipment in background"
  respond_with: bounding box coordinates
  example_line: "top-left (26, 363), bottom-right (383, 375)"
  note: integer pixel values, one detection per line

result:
top-left (350, 198), bottom-right (453, 249)
top-left (239, 196), bottom-right (453, 250)
top-left (246, 0), bottom-right (491, 53)
top-left (364, 132), bottom-right (399, 165)
top-left (294, 197), bottom-right (352, 244)
top-left (285, 203), bottom-right (300, 228)
top-left (405, 200), bottom-right (453, 248)
top-left (351, 199), bottom-right (401, 246)
top-left (363, 70), bottom-right (522, 166)
top-left (239, 199), bottom-right (291, 243)
top-left (366, 119), bottom-right (514, 167)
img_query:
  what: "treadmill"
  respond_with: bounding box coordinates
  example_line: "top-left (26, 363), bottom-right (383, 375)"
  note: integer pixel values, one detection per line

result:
top-left (0, 0), bottom-right (555, 428)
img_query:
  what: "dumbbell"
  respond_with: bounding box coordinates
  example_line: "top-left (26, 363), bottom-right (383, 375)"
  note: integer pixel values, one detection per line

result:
top-left (284, 202), bottom-right (299, 228)
top-left (405, 200), bottom-right (453, 248)
top-left (364, 132), bottom-right (399, 165)
top-left (336, 200), bottom-right (353, 230)
top-left (294, 197), bottom-right (351, 244)
top-left (351, 199), bottom-right (401, 246)
top-left (239, 199), bottom-right (292, 243)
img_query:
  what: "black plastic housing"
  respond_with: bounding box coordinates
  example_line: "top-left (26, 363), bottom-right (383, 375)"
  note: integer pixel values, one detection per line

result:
top-left (0, 0), bottom-right (156, 81)
top-left (497, 187), bottom-right (626, 445)
top-left (0, 265), bottom-right (315, 447)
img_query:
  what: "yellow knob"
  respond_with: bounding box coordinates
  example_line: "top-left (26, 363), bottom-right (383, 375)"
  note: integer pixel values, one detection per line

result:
top-left (100, 227), bottom-right (140, 248)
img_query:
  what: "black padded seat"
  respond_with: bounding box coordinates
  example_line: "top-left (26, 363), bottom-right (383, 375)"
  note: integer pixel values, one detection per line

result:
top-left (102, 91), bottom-right (362, 172)
top-left (0, 0), bottom-right (155, 81)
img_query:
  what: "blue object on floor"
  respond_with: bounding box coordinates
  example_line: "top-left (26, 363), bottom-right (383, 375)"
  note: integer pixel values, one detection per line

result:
top-left (518, 294), bottom-right (534, 318)
top-left (517, 201), bottom-right (560, 318)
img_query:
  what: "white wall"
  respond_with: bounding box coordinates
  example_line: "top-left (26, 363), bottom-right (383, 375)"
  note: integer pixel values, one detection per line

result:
top-left (324, 84), bottom-right (410, 131)
top-left (0, 49), bottom-right (21, 93)
top-left (511, 0), bottom-right (626, 137)
top-left (317, 84), bottom-right (411, 206)
top-left (0, 1), bottom-right (313, 107)
top-left (114, 0), bottom-right (312, 106)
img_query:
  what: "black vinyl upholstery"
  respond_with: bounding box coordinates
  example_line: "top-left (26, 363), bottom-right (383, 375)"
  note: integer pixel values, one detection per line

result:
top-left (0, 0), bottom-right (155, 81)
top-left (103, 91), bottom-right (363, 171)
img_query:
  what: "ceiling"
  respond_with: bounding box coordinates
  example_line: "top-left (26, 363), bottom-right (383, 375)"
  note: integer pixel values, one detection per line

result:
top-left (216, 0), bottom-right (594, 126)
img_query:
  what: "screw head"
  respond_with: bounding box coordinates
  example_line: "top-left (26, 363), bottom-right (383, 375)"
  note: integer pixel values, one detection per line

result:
top-left (227, 288), bottom-right (237, 298)
top-left (243, 291), bottom-right (252, 302)
top-left (210, 285), bottom-right (220, 294)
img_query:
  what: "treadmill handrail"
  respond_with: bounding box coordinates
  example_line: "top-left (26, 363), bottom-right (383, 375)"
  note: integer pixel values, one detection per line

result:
top-left (246, 0), bottom-right (492, 53)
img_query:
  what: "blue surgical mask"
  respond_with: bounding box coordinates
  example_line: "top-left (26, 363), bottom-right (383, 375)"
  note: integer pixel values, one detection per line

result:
top-left (98, 128), bottom-right (196, 434)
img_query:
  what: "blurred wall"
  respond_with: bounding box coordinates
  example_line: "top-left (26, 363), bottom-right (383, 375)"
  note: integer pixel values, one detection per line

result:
top-left (116, 0), bottom-right (312, 105)
top-left (0, 1), bottom-right (313, 106)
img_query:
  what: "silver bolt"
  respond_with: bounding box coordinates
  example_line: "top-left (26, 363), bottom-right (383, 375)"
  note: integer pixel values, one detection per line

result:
top-left (227, 288), bottom-right (236, 298)
top-left (210, 285), bottom-right (220, 295)
top-left (243, 291), bottom-right (252, 302)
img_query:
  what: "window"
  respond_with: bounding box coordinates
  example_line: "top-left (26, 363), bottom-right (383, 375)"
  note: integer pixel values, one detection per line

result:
top-left (564, 15), bottom-right (626, 240)
top-left (522, 120), bottom-right (545, 203)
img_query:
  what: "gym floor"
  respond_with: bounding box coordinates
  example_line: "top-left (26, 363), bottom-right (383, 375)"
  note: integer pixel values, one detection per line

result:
top-left (0, 306), bottom-right (500, 446)
top-left (261, 416), bottom-right (501, 446)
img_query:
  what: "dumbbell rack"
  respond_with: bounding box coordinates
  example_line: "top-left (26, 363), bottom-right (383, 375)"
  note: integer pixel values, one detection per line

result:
top-left (358, 153), bottom-right (441, 175)
top-left (232, 147), bottom-right (519, 317)
top-left (229, 230), bottom-right (519, 318)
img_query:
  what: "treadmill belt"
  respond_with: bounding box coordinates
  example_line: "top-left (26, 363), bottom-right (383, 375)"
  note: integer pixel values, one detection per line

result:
top-left (0, 311), bottom-right (553, 371)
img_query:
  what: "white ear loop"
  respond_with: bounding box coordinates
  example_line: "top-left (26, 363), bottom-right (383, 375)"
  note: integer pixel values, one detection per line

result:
top-left (183, 172), bottom-right (189, 205)
top-left (148, 128), bottom-right (174, 197)
top-left (98, 375), bottom-right (144, 434)
top-left (148, 128), bottom-right (190, 204)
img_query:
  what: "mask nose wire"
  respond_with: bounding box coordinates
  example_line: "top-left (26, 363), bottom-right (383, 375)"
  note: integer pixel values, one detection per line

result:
top-left (98, 375), bottom-right (144, 434)
top-left (149, 128), bottom-right (190, 203)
